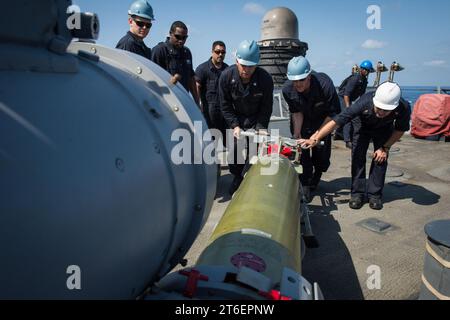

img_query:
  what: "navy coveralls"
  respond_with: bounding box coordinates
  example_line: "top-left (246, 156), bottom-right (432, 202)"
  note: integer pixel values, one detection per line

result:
top-left (116, 31), bottom-right (152, 60)
top-left (282, 72), bottom-right (340, 185)
top-left (219, 65), bottom-right (274, 177)
top-left (151, 39), bottom-right (195, 93)
top-left (195, 58), bottom-right (229, 134)
top-left (334, 93), bottom-right (411, 199)
top-left (337, 73), bottom-right (368, 142)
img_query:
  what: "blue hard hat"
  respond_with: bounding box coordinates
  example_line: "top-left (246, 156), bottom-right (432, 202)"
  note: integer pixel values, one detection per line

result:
top-left (360, 60), bottom-right (375, 72)
top-left (128, 0), bottom-right (155, 21)
top-left (287, 56), bottom-right (311, 81)
top-left (236, 40), bottom-right (260, 66)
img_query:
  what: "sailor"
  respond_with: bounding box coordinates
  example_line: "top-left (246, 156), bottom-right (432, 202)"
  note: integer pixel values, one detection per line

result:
top-left (282, 56), bottom-right (340, 193)
top-left (195, 41), bottom-right (229, 138)
top-left (115, 0), bottom-right (154, 60)
top-left (219, 40), bottom-right (274, 195)
top-left (335, 60), bottom-right (375, 148)
top-left (151, 21), bottom-right (199, 104)
top-left (300, 82), bottom-right (411, 210)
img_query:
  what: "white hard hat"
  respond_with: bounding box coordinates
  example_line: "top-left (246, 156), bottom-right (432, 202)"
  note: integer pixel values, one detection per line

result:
top-left (373, 82), bottom-right (401, 111)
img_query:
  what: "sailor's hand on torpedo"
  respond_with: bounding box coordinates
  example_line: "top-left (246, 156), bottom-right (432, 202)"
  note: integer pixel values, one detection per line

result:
top-left (298, 138), bottom-right (316, 149)
top-left (373, 148), bottom-right (388, 164)
top-left (296, 138), bottom-right (306, 147)
top-left (233, 126), bottom-right (241, 139)
top-left (307, 136), bottom-right (318, 148)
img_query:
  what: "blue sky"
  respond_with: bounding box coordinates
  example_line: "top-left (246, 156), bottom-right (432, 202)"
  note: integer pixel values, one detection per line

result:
top-left (72, 0), bottom-right (450, 86)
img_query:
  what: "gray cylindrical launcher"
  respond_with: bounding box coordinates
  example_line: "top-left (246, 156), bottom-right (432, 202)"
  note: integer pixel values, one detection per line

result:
top-left (258, 7), bottom-right (309, 88)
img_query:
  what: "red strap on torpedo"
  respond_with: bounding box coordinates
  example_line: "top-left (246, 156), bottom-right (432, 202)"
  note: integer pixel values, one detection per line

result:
top-left (258, 289), bottom-right (293, 300)
top-left (178, 269), bottom-right (209, 298)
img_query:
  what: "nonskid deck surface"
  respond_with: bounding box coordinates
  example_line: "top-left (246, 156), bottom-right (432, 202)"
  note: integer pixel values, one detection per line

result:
top-left (178, 134), bottom-right (450, 300)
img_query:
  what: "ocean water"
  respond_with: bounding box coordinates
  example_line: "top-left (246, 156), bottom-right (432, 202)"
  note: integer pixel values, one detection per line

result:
top-left (401, 86), bottom-right (447, 107)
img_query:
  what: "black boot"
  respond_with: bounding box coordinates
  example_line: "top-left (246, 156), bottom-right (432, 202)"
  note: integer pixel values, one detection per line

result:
top-left (349, 195), bottom-right (364, 209)
top-left (369, 197), bottom-right (383, 210)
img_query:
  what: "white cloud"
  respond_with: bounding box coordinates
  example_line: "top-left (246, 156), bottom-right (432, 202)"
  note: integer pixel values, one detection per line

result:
top-left (424, 60), bottom-right (446, 67)
top-left (242, 2), bottom-right (266, 15)
top-left (362, 39), bottom-right (387, 49)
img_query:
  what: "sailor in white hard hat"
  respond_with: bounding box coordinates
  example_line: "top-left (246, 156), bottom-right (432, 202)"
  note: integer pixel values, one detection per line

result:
top-left (299, 82), bottom-right (411, 210)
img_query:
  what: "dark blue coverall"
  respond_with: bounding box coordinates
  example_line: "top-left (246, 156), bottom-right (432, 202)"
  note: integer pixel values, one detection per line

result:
top-left (282, 72), bottom-right (340, 186)
top-left (116, 31), bottom-right (152, 60)
top-left (337, 73), bottom-right (368, 142)
top-left (334, 93), bottom-right (411, 199)
top-left (195, 58), bottom-right (229, 136)
top-left (219, 65), bottom-right (274, 178)
top-left (151, 38), bottom-right (195, 93)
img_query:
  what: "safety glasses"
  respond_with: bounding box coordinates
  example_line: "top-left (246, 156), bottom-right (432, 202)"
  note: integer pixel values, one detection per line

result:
top-left (173, 34), bottom-right (188, 41)
top-left (133, 19), bottom-right (152, 29)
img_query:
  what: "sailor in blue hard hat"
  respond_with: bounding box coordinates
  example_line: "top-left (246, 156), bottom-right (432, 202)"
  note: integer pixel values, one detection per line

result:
top-left (219, 40), bottom-right (274, 195)
top-left (116, 0), bottom-right (154, 59)
top-left (336, 60), bottom-right (375, 148)
top-left (282, 56), bottom-right (341, 198)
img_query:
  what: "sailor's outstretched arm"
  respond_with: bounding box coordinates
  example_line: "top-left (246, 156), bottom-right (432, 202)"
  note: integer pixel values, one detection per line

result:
top-left (299, 120), bottom-right (339, 148)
